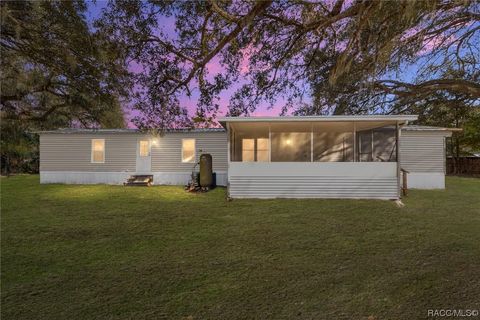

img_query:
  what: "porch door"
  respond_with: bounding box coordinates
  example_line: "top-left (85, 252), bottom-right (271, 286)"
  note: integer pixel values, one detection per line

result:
top-left (136, 139), bottom-right (151, 173)
top-left (357, 131), bottom-right (373, 162)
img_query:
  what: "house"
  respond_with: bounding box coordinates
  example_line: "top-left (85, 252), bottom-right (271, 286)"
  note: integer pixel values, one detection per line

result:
top-left (39, 128), bottom-right (229, 186)
top-left (39, 115), bottom-right (456, 199)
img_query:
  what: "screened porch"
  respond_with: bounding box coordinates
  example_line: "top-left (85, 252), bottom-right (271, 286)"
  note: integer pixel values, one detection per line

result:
top-left (220, 116), bottom-right (416, 199)
top-left (228, 121), bottom-right (399, 163)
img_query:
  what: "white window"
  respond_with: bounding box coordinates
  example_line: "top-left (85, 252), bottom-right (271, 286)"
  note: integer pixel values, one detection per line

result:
top-left (139, 140), bottom-right (150, 157)
top-left (242, 139), bottom-right (255, 162)
top-left (91, 139), bottom-right (105, 163)
top-left (182, 139), bottom-right (195, 163)
top-left (256, 138), bottom-right (269, 162)
top-left (242, 138), bottom-right (269, 162)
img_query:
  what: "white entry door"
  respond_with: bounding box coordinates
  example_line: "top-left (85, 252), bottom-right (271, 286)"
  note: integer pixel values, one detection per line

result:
top-left (136, 139), bottom-right (152, 173)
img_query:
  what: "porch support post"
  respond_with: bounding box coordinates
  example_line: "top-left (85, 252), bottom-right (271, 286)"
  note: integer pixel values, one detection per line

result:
top-left (226, 123), bottom-right (231, 197)
top-left (268, 124), bottom-right (271, 162)
top-left (310, 123), bottom-right (313, 162)
top-left (396, 121), bottom-right (401, 198)
top-left (371, 129), bottom-right (374, 161)
top-left (268, 123), bottom-right (272, 162)
top-left (227, 123), bottom-right (232, 162)
top-left (396, 121), bottom-right (400, 163)
top-left (353, 121), bottom-right (357, 162)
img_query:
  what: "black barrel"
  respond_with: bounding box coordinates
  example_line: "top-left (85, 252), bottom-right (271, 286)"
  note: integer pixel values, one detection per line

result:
top-left (199, 154), bottom-right (213, 187)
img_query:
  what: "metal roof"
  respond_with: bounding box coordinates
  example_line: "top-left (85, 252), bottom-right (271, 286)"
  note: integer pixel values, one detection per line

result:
top-left (37, 128), bottom-right (226, 134)
top-left (403, 125), bottom-right (462, 132)
top-left (37, 121), bottom-right (460, 135)
top-left (218, 115), bottom-right (418, 126)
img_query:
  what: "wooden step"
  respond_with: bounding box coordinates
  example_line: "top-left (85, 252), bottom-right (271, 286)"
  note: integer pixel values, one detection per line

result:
top-left (124, 175), bottom-right (153, 187)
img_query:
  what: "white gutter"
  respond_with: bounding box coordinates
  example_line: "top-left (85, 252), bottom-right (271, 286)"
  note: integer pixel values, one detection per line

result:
top-left (219, 115), bottom-right (418, 125)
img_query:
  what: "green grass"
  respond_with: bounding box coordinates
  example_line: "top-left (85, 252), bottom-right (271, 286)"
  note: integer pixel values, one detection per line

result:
top-left (1, 175), bottom-right (480, 320)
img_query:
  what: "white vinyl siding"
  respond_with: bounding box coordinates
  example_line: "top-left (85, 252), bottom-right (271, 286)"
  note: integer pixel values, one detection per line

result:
top-left (229, 176), bottom-right (398, 199)
top-left (40, 132), bottom-right (228, 174)
top-left (400, 131), bottom-right (447, 173)
top-left (151, 132), bottom-right (228, 172)
top-left (41, 134), bottom-right (139, 172)
top-left (228, 162), bottom-right (398, 199)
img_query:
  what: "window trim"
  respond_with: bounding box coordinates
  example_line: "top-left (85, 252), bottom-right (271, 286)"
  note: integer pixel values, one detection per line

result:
top-left (91, 139), bottom-right (105, 163)
top-left (181, 138), bottom-right (196, 163)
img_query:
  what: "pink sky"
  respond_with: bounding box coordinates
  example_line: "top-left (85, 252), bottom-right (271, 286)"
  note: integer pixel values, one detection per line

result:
top-left (124, 45), bottom-right (286, 127)
top-left (86, 2), bottom-right (290, 127)
top-left (88, 0), bottom-right (437, 128)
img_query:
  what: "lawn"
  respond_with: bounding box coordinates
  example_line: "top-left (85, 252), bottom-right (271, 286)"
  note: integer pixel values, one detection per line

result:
top-left (1, 176), bottom-right (479, 319)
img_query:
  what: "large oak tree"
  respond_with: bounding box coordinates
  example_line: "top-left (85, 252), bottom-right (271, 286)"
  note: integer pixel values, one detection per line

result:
top-left (0, 0), bottom-right (129, 174)
top-left (97, 0), bottom-right (479, 129)
top-left (1, 0), bottom-right (129, 129)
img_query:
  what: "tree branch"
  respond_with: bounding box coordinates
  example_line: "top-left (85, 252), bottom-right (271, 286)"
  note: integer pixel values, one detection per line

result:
top-left (168, 0), bottom-right (272, 94)
top-left (375, 79), bottom-right (480, 99)
top-left (207, 0), bottom-right (239, 23)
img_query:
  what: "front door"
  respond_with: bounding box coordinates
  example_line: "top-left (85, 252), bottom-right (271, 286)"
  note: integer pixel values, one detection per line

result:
top-left (136, 139), bottom-right (151, 173)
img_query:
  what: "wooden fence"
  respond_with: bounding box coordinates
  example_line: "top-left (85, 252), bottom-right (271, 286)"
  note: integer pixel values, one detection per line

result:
top-left (447, 157), bottom-right (480, 175)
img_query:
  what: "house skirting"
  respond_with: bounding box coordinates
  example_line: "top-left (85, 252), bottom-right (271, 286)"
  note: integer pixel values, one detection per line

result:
top-left (403, 172), bottom-right (445, 189)
top-left (40, 171), bottom-right (228, 186)
top-left (227, 162), bottom-right (399, 199)
top-left (39, 169), bottom-right (443, 192)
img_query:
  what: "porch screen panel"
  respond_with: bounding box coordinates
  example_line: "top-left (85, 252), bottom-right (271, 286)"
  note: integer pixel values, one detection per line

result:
top-left (357, 130), bottom-right (373, 162)
top-left (373, 126), bottom-right (396, 162)
top-left (356, 126), bottom-right (397, 162)
top-left (313, 132), bottom-right (353, 162)
top-left (231, 124), bottom-right (269, 162)
top-left (271, 132), bottom-right (311, 162)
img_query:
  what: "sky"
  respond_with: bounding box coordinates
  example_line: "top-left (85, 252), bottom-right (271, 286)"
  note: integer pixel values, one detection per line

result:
top-left (86, 0), bottom-right (286, 128)
top-left (85, 1), bottom-right (435, 128)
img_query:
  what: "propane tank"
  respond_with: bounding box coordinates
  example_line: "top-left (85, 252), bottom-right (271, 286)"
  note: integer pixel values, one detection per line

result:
top-left (199, 154), bottom-right (213, 187)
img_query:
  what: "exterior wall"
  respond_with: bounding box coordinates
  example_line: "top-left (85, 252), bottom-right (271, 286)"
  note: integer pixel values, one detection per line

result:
top-left (39, 131), bottom-right (228, 186)
top-left (40, 133), bottom-right (141, 172)
top-left (151, 132), bottom-right (228, 172)
top-left (40, 172), bottom-right (131, 184)
top-left (40, 171), bottom-right (228, 186)
top-left (153, 172), bottom-right (228, 186)
top-left (39, 128), bottom-right (450, 193)
top-left (228, 162), bottom-right (398, 199)
top-left (151, 131), bottom-right (228, 185)
top-left (405, 172), bottom-right (445, 189)
top-left (400, 131), bottom-right (448, 189)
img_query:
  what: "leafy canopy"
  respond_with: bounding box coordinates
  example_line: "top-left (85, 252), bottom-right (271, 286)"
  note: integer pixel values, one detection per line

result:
top-left (97, 0), bottom-right (479, 129)
top-left (1, 0), bottom-right (128, 129)
top-left (1, 0), bottom-right (129, 174)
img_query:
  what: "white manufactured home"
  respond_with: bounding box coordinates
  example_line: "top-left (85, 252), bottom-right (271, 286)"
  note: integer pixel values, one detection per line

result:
top-left (39, 115), bottom-right (455, 199)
